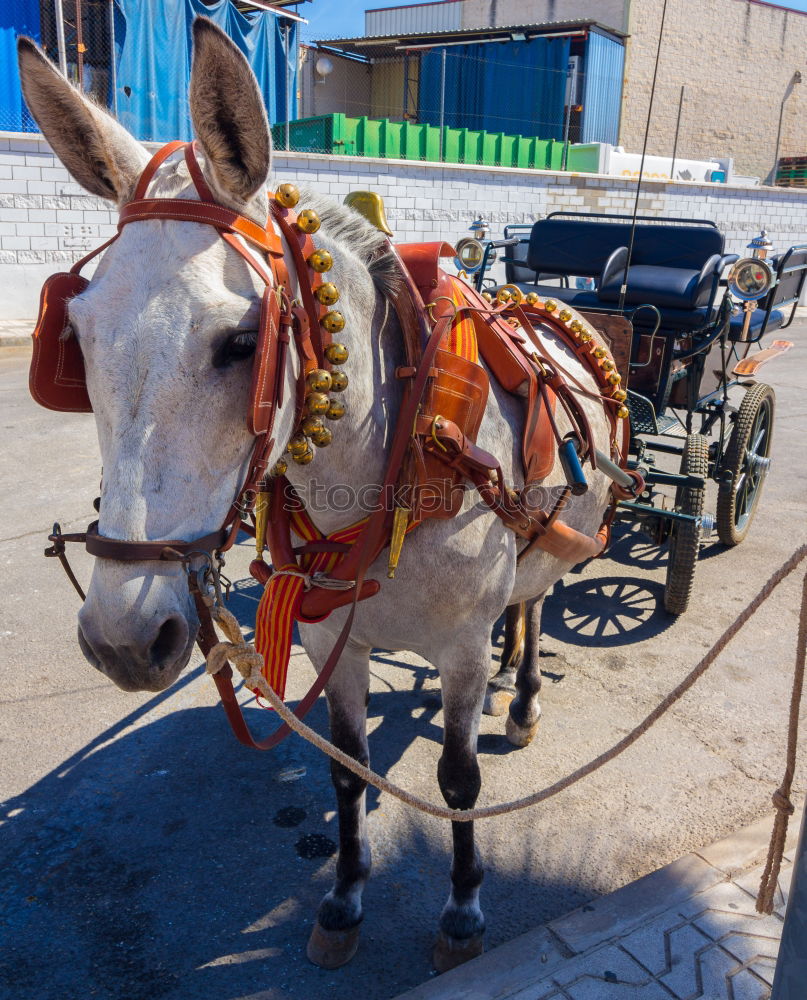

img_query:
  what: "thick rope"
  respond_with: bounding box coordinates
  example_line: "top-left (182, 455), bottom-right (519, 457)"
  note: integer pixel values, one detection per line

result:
top-left (205, 546), bottom-right (807, 866)
top-left (756, 566), bottom-right (807, 913)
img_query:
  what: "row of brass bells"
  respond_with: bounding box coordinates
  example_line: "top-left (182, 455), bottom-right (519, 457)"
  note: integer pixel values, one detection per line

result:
top-left (560, 313), bottom-right (629, 420)
top-left (273, 183), bottom-right (352, 463)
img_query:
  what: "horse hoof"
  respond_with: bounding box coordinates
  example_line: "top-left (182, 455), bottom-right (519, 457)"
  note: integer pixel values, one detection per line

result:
top-left (306, 921), bottom-right (360, 969)
top-left (506, 712), bottom-right (541, 747)
top-left (483, 688), bottom-right (514, 717)
top-left (432, 930), bottom-right (484, 973)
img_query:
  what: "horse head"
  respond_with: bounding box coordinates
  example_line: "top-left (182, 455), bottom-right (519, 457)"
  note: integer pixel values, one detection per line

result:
top-left (18, 20), bottom-right (299, 691)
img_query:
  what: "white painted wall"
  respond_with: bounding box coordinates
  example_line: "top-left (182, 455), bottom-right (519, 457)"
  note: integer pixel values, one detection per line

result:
top-left (3, 130), bottom-right (807, 319)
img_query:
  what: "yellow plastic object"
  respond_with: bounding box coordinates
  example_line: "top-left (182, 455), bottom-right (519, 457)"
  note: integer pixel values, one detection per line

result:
top-left (343, 191), bottom-right (394, 237)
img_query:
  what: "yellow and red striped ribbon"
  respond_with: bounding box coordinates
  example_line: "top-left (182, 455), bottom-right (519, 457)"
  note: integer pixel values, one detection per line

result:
top-left (444, 277), bottom-right (478, 364)
top-left (253, 511), bottom-right (367, 702)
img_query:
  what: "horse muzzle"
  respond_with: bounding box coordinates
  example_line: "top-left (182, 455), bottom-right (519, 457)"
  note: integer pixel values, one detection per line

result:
top-left (76, 565), bottom-right (199, 692)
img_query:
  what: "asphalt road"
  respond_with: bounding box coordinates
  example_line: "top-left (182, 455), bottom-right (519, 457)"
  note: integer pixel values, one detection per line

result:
top-left (1, 335), bottom-right (806, 1000)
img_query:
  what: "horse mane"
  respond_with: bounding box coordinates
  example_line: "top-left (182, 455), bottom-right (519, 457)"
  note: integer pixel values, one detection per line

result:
top-left (300, 189), bottom-right (402, 302)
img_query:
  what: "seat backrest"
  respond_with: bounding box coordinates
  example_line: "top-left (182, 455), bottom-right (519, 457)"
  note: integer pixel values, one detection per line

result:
top-left (769, 246), bottom-right (807, 309)
top-left (527, 217), bottom-right (724, 277)
top-left (505, 238), bottom-right (542, 284)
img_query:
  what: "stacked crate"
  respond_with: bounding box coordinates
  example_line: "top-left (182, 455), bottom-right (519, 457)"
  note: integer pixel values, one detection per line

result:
top-left (776, 156), bottom-right (807, 186)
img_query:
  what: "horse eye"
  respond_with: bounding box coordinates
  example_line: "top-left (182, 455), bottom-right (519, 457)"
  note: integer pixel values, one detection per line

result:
top-left (213, 330), bottom-right (257, 368)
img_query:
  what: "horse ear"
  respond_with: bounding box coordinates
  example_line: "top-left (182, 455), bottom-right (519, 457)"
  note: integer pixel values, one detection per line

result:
top-left (16, 36), bottom-right (147, 204)
top-left (189, 17), bottom-right (272, 204)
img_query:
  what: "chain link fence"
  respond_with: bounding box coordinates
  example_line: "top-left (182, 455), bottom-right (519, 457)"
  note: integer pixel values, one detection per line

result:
top-left (4, 3), bottom-right (803, 186)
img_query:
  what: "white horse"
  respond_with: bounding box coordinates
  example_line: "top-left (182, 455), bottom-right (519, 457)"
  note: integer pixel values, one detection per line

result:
top-left (18, 19), bottom-right (613, 972)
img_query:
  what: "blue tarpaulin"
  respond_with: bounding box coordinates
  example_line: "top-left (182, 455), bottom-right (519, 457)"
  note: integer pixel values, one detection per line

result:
top-left (114, 0), bottom-right (297, 141)
top-left (581, 29), bottom-right (625, 145)
top-left (0, 0), bottom-right (41, 132)
top-left (418, 37), bottom-right (571, 139)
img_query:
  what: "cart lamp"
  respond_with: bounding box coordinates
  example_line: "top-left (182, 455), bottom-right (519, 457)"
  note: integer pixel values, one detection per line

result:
top-left (727, 256), bottom-right (774, 302)
top-left (747, 229), bottom-right (774, 260)
top-left (469, 218), bottom-right (489, 240)
top-left (455, 237), bottom-right (486, 273)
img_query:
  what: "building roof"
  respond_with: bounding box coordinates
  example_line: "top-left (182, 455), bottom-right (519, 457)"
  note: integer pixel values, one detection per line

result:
top-left (315, 17), bottom-right (627, 52)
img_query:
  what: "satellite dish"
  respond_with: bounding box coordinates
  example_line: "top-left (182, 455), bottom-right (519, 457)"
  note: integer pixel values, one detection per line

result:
top-left (315, 56), bottom-right (334, 79)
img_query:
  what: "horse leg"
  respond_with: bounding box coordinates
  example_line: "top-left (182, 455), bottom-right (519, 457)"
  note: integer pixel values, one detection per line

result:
top-left (305, 635), bottom-right (372, 969)
top-left (483, 602), bottom-right (525, 716)
top-left (506, 594), bottom-right (545, 748)
top-left (433, 637), bottom-right (489, 973)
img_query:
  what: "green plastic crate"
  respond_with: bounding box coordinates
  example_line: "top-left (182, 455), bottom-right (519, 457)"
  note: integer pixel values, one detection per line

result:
top-left (273, 112), bottom-right (574, 173)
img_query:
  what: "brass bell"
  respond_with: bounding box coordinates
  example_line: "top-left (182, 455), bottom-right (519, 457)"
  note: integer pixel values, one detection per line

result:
top-left (601, 359), bottom-right (615, 372)
top-left (321, 310), bottom-right (345, 334)
top-left (306, 391), bottom-right (330, 415)
top-left (544, 299), bottom-right (558, 313)
top-left (296, 209), bottom-right (321, 234)
top-left (308, 249), bottom-right (333, 273)
top-left (593, 346), bottom-right (606, 359)
top-left (325, 342), bottom-right (349, 365)
top-left (293, 446), bottom-right (315, 465)
top-left (481, 291), bottom-right (493, 303)
top-left (525, 291), bottom-right (540, 306)
top-left (612, 388), bottom-right (628, 402)
top-left (307, 368), bottom-right (332, 393)
top-left (326, 399), bottom-right (346, 420)
top-left (579, 330), bottom-right (593, 343)
top-left (617, 405), bottom-right (630, 419)
top-left (497, 288), bottom-right (512, 304)
top-left (302, 415), bottom-right (325, 437)
top-left (570, 319), bottom-right (583, 333)
top-left (330, 371), bottom-right (348, 393)
top-left (607, 371), bottom-right (621, 386)
top-left (288, 434), bottom-right (309, 457)
top-left (315, 282), bottom-right (340, 306)
top-left (271, 458), bottom-right (288, 477)
top-left (558, 308), bottom-right (573, 323)
top-left (310, 427), bottom-right (333, 447)
top-left (275, 183), bottom-right (300, 208)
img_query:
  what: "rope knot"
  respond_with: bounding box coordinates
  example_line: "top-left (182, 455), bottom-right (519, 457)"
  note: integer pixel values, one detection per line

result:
top-left (772, 789), bottom-right (795, 816)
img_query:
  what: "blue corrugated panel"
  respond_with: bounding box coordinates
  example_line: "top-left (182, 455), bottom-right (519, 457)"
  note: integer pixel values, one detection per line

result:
top-left (581, 29), bottom-right (624, 145)
top-left (419, 36), bottom-right (570, 140)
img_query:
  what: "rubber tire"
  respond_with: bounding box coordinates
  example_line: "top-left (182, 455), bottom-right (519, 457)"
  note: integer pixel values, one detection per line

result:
top-left (664, 433), bottom-right (709, 616)
top-left (716, 382), bottom-right (775, 546)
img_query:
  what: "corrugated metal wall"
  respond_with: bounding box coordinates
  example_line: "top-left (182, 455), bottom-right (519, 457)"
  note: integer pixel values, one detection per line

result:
top-left (581, 29), bottom-right (624, 145)
top-left (365, 1), bottom-right (462, 37)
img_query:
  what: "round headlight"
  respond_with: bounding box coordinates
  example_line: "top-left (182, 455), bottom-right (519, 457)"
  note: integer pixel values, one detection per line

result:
top-left (454, 237), bottom-right (485, 273)
top-left (728, 257), bottom-right (774, 302)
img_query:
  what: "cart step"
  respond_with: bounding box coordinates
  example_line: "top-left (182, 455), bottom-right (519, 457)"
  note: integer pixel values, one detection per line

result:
top-left (626, 391), bottom-right (658, 435)
top-left (732, 339), bottom-right (793, 376)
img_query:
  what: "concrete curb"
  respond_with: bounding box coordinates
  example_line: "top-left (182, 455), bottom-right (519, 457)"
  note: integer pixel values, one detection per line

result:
top-left (394, 804), bottom-right (802, 999)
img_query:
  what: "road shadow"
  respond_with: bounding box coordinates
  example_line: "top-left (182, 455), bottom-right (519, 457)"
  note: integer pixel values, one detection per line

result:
top-left (0, 675), bottom-right (591, 1000)
top-left (543, 574), bottom-right (673, 647)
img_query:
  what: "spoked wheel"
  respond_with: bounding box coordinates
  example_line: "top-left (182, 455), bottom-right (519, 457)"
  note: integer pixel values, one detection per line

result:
top-left (664, 433), bottom-right (709, 616)
top-left (716, 382), bottom-right (775, 546)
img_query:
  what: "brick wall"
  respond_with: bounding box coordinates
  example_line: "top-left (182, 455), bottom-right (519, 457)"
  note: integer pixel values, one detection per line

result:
top-left (621, 0), bottom-right (807, 182)
top-left (3, 130), bottom-right (807, 318)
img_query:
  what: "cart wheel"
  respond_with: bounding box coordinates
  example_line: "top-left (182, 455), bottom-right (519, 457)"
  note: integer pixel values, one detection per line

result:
top-left (716, 382), bottom-right (775, 546)
top-left (664, 433), bottom-right (709, 616)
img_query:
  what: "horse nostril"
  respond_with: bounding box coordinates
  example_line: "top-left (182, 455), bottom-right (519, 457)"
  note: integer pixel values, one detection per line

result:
top-left (149, 614), bottom-right (188, 670)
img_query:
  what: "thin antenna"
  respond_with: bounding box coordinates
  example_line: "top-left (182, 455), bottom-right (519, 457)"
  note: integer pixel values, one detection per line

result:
top-left (618, 0), bottom-right (670, 315)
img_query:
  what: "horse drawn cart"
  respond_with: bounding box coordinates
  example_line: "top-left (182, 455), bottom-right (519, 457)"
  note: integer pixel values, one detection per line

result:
top-left (454, 213), bottom-right (807, 613)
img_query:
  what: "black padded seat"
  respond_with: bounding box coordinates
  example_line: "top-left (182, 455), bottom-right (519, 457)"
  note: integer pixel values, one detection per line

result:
top-left (729, 307), bottom-right (784, 338)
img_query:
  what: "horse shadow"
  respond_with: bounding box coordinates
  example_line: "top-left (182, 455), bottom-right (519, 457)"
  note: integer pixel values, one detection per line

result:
top-left (0, 659), bottom-right (589, 1000)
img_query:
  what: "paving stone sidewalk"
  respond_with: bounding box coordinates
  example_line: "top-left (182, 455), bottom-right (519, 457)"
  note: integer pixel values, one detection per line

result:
top-left (396, 811), bottom-right (802, 1000)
